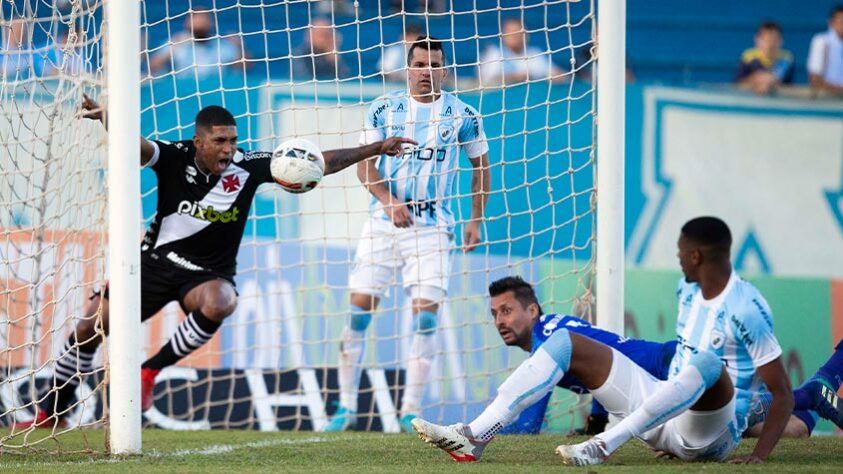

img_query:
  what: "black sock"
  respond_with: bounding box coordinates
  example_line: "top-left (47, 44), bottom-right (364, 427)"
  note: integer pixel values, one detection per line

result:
top-left (142, 310), bottom-right (220, 370)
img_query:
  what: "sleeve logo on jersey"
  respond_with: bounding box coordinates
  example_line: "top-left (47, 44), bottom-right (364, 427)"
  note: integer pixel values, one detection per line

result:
top-left (222, 175), bottom-right (241, 193)
top-left (372, 102), bottom-right (389, 125)
top-left (177, 200), bottom-right (240, 223)
top-left (730, 314), bottom-right (755, 347)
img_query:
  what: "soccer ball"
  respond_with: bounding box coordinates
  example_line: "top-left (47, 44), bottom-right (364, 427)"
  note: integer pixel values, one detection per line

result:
top-left (270, 138), bottom-right (325, 193)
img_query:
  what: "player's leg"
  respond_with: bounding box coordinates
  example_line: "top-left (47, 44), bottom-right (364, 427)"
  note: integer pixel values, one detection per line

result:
top-left (14, 292), bottom-right (110, 429)
top-left (793, 338), bottom-right (843, 428)
top-left (414, 329), bottom-right (612, 462)
top-left (326, 218), bottom-right (394, 432)
top-left (399, 296), bottom-right (439, 431)
top-left (324, 292), bottom-right (380, 432)
top-left (557, 350), bottom-right (730, 465)
top-left (139, 278), bottom-right (237, 410)
top-left (398, 226), bottom-right (451, 431)
top-left (744, 411), bottom-right (813, 439)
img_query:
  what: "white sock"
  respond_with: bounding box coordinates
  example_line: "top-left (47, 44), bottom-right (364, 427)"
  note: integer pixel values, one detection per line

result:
top-left (596, 363), bottom-right (707, 454)
top-left (338, 327), bottom-right (366, 412)
top-left (402, 333), bottom-right (436, 415)
top-left (469, 347), bottom-right (565, 441)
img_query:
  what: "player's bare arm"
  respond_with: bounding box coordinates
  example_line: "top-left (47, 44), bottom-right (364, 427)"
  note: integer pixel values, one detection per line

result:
top-left (80, 93), bottom-right (156, 166)
top-left (322, 136), bottom-right (416, 175)
top-left (463, 153), bottom-right (490, 252)
top-left (730, 357), bottom-right (793, 464)
top-left (356, 157), bottom-right (413, 228)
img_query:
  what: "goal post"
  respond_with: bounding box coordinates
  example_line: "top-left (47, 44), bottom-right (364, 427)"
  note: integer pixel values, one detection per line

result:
top-left (0, 0), bottom-right (622, 451)
top-left (106, 0), bottom-right (142, 454)
top-left (596, 0), bottom-right (626, 336)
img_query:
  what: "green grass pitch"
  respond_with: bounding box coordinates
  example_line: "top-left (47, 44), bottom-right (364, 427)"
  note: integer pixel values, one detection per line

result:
top-left (1, 430), bottom-right (842, 473)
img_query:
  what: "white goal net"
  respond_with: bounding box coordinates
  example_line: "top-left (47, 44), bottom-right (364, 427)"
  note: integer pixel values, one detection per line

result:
top-left (2, 0), bottom-right (597, 450)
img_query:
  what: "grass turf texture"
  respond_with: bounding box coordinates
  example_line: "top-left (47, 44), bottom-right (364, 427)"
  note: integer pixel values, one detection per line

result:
top-left (1, 431), bottom-right (841, 473)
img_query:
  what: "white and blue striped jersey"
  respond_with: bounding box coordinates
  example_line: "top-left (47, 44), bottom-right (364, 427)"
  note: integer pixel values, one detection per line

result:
top-left (359, 90), bottom-right (489, 230)
top-left (668, 271), bottom-right (782, 433)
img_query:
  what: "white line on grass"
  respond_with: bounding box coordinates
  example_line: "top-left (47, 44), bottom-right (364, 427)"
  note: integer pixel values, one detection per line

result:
top-left (0, 436), bottom-right (328, 468)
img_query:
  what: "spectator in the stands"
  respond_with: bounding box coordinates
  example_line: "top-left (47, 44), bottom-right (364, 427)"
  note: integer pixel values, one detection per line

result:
top-left (479, 17), bottom-right (565, 86)
top-left (807, 5), bottom-right (843, 96)
top-left (293, 18), bottom-right (350, 81)
top-left (734, 21), bottom-right (794, 95)
top-left (2, 18), bottom-right (41, 80)
top-left (149, 8), bottom-right (248, 79)
top-left (378, 23), bottom-right (422, 82)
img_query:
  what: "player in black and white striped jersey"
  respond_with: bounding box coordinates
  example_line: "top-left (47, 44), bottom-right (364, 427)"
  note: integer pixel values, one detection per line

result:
top-left (14, 95), bottom-right (414, 429)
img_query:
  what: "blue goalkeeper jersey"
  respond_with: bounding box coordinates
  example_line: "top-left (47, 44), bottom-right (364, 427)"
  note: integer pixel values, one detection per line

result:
top-left (502, 314), bottom-right (677, 434)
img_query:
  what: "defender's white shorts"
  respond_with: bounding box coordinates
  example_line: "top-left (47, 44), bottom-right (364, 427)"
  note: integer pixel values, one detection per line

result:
top-left (594, 348), bottom-right (741, 461)
top-left (348, 217), bottom-right (453, 302)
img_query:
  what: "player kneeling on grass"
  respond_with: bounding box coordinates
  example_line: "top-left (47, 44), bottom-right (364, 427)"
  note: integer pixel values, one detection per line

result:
top-left (13, 95), bottom-right (415, 430)
top-left (414, 217), bottom-right (793, 464)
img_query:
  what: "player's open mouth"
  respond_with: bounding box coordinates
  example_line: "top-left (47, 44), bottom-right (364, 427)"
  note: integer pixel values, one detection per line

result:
top-left (215, 159), bottom-right (230, 173)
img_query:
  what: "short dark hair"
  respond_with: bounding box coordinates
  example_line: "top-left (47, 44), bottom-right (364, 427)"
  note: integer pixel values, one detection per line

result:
top-left (831, 5), bottom-right (843, 18)
top-left (195, 105), bottom-right (236, 130)
top-left (489, 276), bottom-right (543, 315)
top-left (681, 216), bottom-right (732, 256)
top-left (407, 35), bottom-right (447, 66)
top-left (757, 21), bottom-right (782, 34)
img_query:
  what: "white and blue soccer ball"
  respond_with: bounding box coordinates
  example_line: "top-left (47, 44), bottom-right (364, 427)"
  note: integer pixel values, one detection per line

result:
top-left (270, 138), bottom-right (325, 194)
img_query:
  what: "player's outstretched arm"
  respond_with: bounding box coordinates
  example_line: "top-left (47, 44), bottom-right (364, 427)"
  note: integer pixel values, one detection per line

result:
top-left (80, 94), bottom-right (156, 166)
top-left (731, 357), bottom-right (793, 464)
top-left (322, 137), bottom-right (416, 176)
top-left (463, 153), bottom-right (490, 252)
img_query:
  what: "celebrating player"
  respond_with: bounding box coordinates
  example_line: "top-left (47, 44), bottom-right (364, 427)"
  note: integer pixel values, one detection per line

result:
top-left (414, 217), bottom-right (793, 464)
top-left (324, 36), bottom-right (490, 433)
top-left (14, 95), bottom-right (415, 429)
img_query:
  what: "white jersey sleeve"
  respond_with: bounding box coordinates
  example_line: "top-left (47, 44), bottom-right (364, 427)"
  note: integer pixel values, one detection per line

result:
top-left (359, 97), bottom-right (389, 146)
top-left (729, 294), bottom-right (782, 369)
top-left (457, 103), bottom-right (489, 159)
top-left (807, 32), bottom-right (828, 76)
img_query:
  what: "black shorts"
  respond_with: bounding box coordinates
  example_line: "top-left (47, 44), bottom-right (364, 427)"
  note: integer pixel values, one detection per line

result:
top-left (96, 254), bottom-right (236, 321)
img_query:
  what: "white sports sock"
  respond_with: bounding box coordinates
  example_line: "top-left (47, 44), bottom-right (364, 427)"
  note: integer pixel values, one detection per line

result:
top-left (402, 333), bottom-right (436, 415)
top-left (596, 363), bottom-right (707, 454)
top-left (338, 327), bottom-right (366, 412)
top-left (469, 347), bottom-right (565, 441)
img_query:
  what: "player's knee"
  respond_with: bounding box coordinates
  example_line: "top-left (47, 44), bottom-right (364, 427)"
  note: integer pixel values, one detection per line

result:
top-left (414, 311), bottom-right (437, 335)
top-left (349, 305), bottom-right (372, 332)
top-left (540, 328), bottom-right (572, 372)
top-left (689, 350), bottom-right (722, 389)
top-left (201, 292), bottom-right (238, 320)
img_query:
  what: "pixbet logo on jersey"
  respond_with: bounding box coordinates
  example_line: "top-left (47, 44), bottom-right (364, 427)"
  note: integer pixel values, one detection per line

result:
top-left (177, 200), bottom-right (240, 223)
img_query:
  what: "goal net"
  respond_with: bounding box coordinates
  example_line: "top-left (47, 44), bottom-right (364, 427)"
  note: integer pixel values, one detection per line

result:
top-left (1, 0), bottom-right (107, 451)
top-left (1, 0), bottom-right (597, 449)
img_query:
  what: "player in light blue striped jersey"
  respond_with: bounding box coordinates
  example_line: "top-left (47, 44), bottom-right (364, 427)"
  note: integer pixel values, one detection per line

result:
top-left (325, 36), bottom-right (490, 433)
